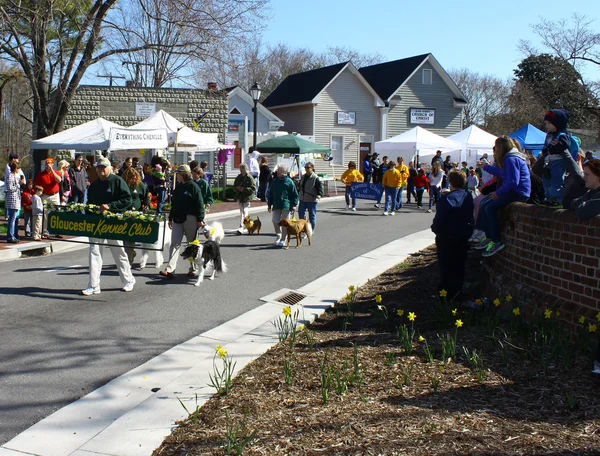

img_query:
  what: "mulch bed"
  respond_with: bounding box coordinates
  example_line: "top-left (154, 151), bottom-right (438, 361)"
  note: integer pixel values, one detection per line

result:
top-left (153, 248), bottom-right (600, 456)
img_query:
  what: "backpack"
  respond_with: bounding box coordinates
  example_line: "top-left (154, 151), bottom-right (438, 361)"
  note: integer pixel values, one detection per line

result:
top-left (557, 132), bottom-right (581, 161)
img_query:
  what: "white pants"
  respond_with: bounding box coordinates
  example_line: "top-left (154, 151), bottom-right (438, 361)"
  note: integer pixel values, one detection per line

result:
top-left (42, 193), bottom-right (60, 235)
top-left (165, 215), bottom-right (198, 273)
top-left (271, 209), bottom-right (292, 239)
top-left (139, 222), bottom-right (169, 269)
top-left (239, 202), bottom-right (250, 228)
top-left (88, 238), bottom-right (134, 289)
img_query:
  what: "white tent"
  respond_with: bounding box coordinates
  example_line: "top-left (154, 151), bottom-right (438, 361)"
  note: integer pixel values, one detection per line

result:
top-left (374, 126), bottom-right (462, 164)
top-left (447, 125), bottom-right (497, 165)
top-left (129, 110), bottom-right (223, 149)
top-left (30, 118), bottom-right (123, 150)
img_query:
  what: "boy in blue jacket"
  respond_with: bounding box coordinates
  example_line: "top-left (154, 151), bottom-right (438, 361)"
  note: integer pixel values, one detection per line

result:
top-left (431, 170), bottom-right (474, 301)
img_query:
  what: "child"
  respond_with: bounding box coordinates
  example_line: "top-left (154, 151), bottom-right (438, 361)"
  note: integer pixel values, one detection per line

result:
top-left (381, 160), bottom-right (400, 216)
top-left (431, 169), bottom-right (474, 300)
top-left (466, 168), bottom-right (479, 197)
top-left (22, 179), bottom-right (35, 238)
top-left (374, 156), bottom-right (389, 208)
top-left (413, 168), bottom-right (429, 208)
top-left (152, 164), bottom-right (167, 214)
top-left (340, 161), bottom-right (364, 211)
top-left (32, 185), bottom-right (44, 241)
top-left (474, 136), bottom-right (531, 257)
top-left (541, 109), bottom-right (578, 204)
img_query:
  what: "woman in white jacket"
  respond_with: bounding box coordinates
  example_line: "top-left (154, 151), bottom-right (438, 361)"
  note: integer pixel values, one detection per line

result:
top-left (427, 161), bottom-right (444, 213)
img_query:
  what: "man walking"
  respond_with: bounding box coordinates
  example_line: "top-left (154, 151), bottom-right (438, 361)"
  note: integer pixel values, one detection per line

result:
top-left (69, 154), bottom-right (89, 203)
top-left (81, 157), bottom-right (135, 296)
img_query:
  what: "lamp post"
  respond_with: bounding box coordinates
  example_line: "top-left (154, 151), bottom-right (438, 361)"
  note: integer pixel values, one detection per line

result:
top-left (250, 82), bottom-right (261, 154)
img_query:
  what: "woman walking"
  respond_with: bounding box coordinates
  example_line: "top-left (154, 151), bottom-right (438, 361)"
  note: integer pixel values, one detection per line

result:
top-left (298, 162), bottom-right (323, 231)
top-left (233, 163), bottom-right (256, 232)
top-left (268, 163), bottom-right (298, 247)
top-left (5, 162), bottom-right (22, 243)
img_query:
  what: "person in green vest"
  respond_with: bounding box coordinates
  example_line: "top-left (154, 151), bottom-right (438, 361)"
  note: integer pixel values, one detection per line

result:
top-left (268, 163), bottom-right (299, 247)
top-left (82, 157), bottom-right (135, 296)
top-left (192, 166), bottom-right (213, 213)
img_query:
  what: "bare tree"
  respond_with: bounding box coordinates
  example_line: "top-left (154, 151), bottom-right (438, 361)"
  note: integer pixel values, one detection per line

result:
top-left (324, 46), bottom-right (385, 68)
top-left (448, 68), bottom-right (511, 129)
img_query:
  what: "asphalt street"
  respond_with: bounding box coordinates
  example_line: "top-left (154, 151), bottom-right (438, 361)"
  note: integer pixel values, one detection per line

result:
top-left (0, 198), bottom-right (434, 444)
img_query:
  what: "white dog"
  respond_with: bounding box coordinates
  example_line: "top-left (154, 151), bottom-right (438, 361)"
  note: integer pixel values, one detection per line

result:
top-left (200, 221), bottom-right (225, 244)
top-left (180, 241), bottom-right (228, 286)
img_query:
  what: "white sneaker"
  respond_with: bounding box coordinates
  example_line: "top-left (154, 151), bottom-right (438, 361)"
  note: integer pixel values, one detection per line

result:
top-left (346, 205), bottom-right (351, 210)
top-left (81, 287), bottom-right (101, 296)
top-left (122, 280), bottom-right (135, 292)
top-left (374, 204), bottom-right (381, 208)
top-left (276, 240), bottom-right (286, 247)
top-left (390, 211), bottom-right (395, 216)
top-left (426, 209), bottom-right (432, 213)
top-left (383, 212), bottom-right (389, 216)
top-left (351, 207), bottom-right (356, 212)
top-left (274, 238), bottom-right (281, 245)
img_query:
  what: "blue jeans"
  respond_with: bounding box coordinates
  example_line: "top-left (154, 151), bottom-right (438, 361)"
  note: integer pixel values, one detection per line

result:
top-left (384, 187), bottom-right (398, 212)
top-left (7, 208), bottom-right (19, 241)
top-left (476, 193), bottom-right (528, 243)
top-left (415, 188), bottom-right (425, 207)
top-left (407, 181), bottom-right (417, 203)
top-left (543, 159), bottom-right (566, 203)
top-left (156, 187), bottom-right (167, 214)
top-left (298, 201), bottom-right (318, 229)
top-left (71, 189), bottom-right (85, 203)
top-left (345, 186), bottom-right (356, 208)
top-left (429, 187), bottom-right (441, 210)
top-left (395, 187), bottom-right (404, 210)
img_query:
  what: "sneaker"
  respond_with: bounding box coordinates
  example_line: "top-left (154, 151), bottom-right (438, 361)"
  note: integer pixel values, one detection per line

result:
top-left (81, 286), bottom-right (101, 296)
top-left (346, 205), bottom-right (351, 210)
top-left (383, 212), bottom-right (389, 216)
top-left (417, 205), bottom-right (422, 209)
top-left (274, 238), bottom-right (281, 245)
top-left (276, 240), bottom-right (286, 247)
top-left (468, 232), bottom-right (485, 243)
top-left (351, 207), bottom-right (356, 212)
top-left (593, 361), bottom-right (600, 374)
top-left (390, 211), bottom-right (395, 216)
top-left (374, 204), bottom-right (381, 208)
top-left (426, 209), bottom-right (432, 213)
top-left (159, 270), bottom-right (174, 279)
top-left (122, 280), bottom-right (135, 292)
top-left (473, 238), bottom-right (491, 250)
top-left (482, 242), bottom-right (505, 257)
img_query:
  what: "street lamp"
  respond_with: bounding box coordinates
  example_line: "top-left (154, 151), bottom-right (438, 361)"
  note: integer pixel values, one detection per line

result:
top-left (250, 82), bottom-right (261, 154)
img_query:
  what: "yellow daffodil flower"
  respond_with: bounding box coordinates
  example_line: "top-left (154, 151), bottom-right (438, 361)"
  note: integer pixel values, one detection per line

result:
top-left (452, 308), bottom-right (457, 316)
top-left (418, 335), bottom-right (425, 342)
top-left (555, 311), bottom-right (560, 317)
top-left (493, 298), bottom-right (501, 307)
top-left (455, 319), bottom-right (463, 328)
top-left (505, 295), bottom-right (512, 302)
top-left (589, 323), bottom-right (597, 333)
top-left (579, 316), bottom-right (586, 324)
top-left (596, 312), bottom-right (600, 322)
top-left (512, 307), bottom-right (520, 316)
top-left (408, 312), bottom-right (416, 322)
top-left (544, 308), bottom-right (552, 319)
top-left (374, 294), bottom-right (382, 303)
top-left (439, 289), bottom-right (447, 298)
top-left (475, 299), bottom-right (483, 306)
top-left (282, 306), bottom-right (292, 316)
top-left (217, 348), bottom-right (228, 359)
top-left (397, 309), bottom-right (404, 317)
top-left (297, 324), bottom-right (305, 331)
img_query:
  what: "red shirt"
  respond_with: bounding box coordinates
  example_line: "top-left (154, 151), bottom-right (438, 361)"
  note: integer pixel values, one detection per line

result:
top-left (22, 189), bottom-right (34, 212)
top-left (35, 170), bottom-right (61, 195)
top-left (413, 175), bottom-right (429, 190)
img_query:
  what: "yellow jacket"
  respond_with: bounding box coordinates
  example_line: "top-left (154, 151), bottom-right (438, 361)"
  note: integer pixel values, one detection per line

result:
top-left (397, 164), bottom-right (409, 187)
top-left (340, 169), bottom-right (364, 186)
top-left (382, 168), bottom-right (402, 188)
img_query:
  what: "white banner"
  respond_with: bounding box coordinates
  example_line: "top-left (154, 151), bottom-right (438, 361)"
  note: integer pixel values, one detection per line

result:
top-left (410, 108), bottom-right (435, 125)
top-left (136, 102), bottom-right (156, 117)
top-left (109, 128), bottom-right (168, 150)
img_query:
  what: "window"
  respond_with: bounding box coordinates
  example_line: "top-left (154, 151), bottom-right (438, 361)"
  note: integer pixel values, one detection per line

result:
top-left (331, 135), bottom-right (344, 166)
top-left (422, 69), bottom-right (432, 85)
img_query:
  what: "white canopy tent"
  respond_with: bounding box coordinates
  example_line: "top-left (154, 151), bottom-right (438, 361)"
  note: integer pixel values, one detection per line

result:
top-left (374, 126), bottom-right (462, 165)
top-left (447, 125), bottom-right (497, 165)
top-left (129, 110), bottom-right (223, 149)
top-left (30, 118), bottom-right (124, 150)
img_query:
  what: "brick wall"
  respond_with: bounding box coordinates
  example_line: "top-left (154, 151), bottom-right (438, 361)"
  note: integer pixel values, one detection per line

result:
top-left (65, 85), bottom-right (227, 140)
top-left (484, 202), bottom-right (600, 330)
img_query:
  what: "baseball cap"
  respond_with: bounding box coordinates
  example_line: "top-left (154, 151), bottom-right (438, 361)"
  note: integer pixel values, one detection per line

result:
top-left (96, 157), bottom-right (111, 167)
top-left (9, 153), bottom-right (18, 160)
top-left (176, 164), bottom-right (191, 173)
top-left (45, 157), bottom-right (54, 164)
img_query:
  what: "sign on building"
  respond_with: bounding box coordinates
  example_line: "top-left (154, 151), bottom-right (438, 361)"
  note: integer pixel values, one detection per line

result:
top-left (136, 102), bottom-right (156, 117)
top-left (410, 108), bottom-right (435, 125)
top-left (337, 111), bottom-right (356, 125)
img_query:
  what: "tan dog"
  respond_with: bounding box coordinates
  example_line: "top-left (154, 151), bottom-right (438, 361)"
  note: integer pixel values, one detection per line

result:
top-left (278, 218), bottom-right (313, 249)
top-left (243, 216), bottom-right (262, 234)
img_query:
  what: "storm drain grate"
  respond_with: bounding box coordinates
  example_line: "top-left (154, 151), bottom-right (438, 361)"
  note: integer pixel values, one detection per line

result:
top-left (274, 291), bottom-right (306, 306)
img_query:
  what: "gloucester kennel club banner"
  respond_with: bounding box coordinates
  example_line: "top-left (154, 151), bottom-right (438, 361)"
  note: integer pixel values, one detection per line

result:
top-left (48, 212), bottom-right (160, 243)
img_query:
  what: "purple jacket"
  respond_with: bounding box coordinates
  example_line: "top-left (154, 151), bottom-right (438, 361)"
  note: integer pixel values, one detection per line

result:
top-left (483, 150), bottom-right (531, 199)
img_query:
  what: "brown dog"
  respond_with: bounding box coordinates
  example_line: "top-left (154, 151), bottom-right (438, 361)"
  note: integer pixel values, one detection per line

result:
top-left (278, 218), bottom-right (312, 249)
top-left (243, 216), bottom-right (261, 234)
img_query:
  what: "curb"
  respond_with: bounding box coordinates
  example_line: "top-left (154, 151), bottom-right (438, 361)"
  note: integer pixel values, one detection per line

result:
top-left (1, 228), bottom-right (435, 456)
top-left (0, 196), bottom-right (346, 262)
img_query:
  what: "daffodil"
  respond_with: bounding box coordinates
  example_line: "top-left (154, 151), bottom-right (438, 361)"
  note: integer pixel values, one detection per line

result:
top-left (397, 309), bottom-right (404, 317)
top-left (418, 335), bottom-right (425, 342)
top-left (408, 312), bottom-right (416, 322)
top-left (512, 307), bottom-right (520, 316)
top-left (452, 308), bottom-right (457, 316)
top-left (282, 306), bottom-right (292, 316)
top-left (217, 348), bottom-right (228, 359)
top-left (505, 295), bottom-right (513, 302)
top-left (579, 316), bottom-right (586, 324)
top-left (596, 312), bottom-right (600, 322)
top-left (475, 299), bottom-right (482, 306)
top-left (493, 298), bottom-right (501, 307)
top-left (455, 319), bottom-right (463, 328)
top-left (555, 311), bottom-right (560, 317)
top-left (439, 289), bottom-right (447, 298)
top-left (589, 323), bottom-right (597, 333)
top-left (348, 285), bottom-right (355, 292)
top-left (544, 308), bottom-right (552, 319)
top-left (374, 294), bottom-right (382, 303)
top-left (297, 324), bottom-right (305, 331)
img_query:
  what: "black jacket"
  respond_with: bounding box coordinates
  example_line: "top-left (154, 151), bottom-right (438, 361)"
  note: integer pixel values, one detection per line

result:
top-left (431, 189), bottom-right (474, 241)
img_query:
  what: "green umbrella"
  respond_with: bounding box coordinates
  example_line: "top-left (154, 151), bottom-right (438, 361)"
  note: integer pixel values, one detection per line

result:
top-left (256, 134), bottom-right (331, 155)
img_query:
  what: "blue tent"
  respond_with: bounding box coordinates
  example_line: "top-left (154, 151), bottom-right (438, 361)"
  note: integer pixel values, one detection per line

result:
top-left (508, 124), bottom-right (547, 156)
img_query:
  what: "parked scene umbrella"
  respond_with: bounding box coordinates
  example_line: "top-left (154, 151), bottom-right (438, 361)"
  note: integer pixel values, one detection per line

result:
top-left (256, 134), bottom-right (331, 155)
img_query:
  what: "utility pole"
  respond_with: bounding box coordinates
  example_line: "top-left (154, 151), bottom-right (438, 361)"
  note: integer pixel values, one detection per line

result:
top-left (122, 61), bottom-right (152, 87)
top-left (96, 74), bottom-right (126, 87)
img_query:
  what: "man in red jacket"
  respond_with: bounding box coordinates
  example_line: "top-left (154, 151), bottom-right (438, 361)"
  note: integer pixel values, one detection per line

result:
top-left (34, 157), bottom-right (62, 239)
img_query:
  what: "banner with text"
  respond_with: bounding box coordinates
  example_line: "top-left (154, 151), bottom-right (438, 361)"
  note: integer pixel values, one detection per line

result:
top-left (350, 182), bottom-right (383, 201)
top-left (109, 128), bottom-right (168, 150)
top-left (47, 212), bottom-right (160, 243)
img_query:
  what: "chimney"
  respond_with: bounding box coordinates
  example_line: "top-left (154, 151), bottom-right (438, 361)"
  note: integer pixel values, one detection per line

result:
top-left (207, 82), bottom-right (217, 93)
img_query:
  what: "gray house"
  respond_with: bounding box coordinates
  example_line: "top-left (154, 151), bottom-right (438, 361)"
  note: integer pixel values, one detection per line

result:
top-left (263, 54), bottom-right (467, 174)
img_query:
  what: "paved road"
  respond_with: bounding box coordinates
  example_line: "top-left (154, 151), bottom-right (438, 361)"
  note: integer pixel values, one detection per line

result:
top-left (0, 199), bottom-right (434, 444)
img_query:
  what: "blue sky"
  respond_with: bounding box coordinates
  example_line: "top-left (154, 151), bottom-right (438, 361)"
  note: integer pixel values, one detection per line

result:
top-left (261, 0), bottom-right (600, 81)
